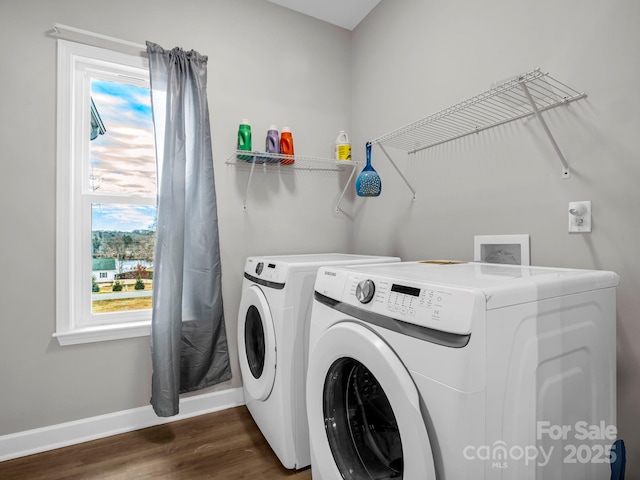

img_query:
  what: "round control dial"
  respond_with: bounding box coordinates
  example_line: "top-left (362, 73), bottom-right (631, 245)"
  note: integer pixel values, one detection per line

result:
top-left (255, 262), bottom-right (264, 275)
top-left (356, 279), bottom-right (376, 304)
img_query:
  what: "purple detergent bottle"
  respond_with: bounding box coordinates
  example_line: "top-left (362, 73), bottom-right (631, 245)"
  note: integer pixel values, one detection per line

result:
top-left (265, 124), bottom-right (280, 163)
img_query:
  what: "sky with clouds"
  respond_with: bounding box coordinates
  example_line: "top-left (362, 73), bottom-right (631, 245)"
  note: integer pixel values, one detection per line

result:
top-left (90, 79), bottom-right (157, 232)
top-left (92, 203), bottom-right (156, 232)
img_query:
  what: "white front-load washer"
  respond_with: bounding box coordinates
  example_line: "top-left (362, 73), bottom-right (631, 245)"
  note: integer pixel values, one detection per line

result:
top-left (237, 253), bottom-right (400, 470)
top-left (307, 261), bottom-right (619, 479)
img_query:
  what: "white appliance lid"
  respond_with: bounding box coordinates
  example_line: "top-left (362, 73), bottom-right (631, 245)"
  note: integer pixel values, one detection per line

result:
top-left (248, 253), bottom-right (398, 266)
top-left (338, 261), bottom-right (619, 309)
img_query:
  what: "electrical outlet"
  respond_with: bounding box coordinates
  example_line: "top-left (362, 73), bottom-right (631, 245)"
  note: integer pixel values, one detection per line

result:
top-left (568, 201), bottom-right (591, 233)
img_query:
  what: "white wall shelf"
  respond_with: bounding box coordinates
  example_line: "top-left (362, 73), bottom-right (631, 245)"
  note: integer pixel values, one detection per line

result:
top-left (370, 68), bottom-right (588, 198)
top-left (225, 151), bottom-right (362, 213)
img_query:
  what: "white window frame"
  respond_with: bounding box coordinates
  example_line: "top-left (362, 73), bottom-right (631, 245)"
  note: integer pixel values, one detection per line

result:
top-left (55, 40), bottom-right (155, 346)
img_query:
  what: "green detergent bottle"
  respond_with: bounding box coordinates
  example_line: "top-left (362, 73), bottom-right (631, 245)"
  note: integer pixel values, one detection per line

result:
top-left (237, 119), bottom-right (252, 161)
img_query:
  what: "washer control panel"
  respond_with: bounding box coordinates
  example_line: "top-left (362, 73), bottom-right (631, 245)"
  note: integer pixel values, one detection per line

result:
top-left (386, 282), bottom-right (453, 323)
top-left (340, 274), bottom-right (481, 335)
top-left (245, 257), bottom-right (288, 284)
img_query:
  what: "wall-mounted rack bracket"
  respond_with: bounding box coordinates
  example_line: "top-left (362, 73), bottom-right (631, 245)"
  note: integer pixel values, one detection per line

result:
top-left (377, 143), bottom-right (417, 201)
top-left (518, 79), bottom-right (572, 178)
top-left (369, 68), bottom-right (586, 195)
top-left (225, 151), bottom-right (361, 213)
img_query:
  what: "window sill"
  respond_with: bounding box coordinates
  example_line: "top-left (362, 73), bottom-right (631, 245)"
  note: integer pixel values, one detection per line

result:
top-left (53, 321), bottom-right (150, 346)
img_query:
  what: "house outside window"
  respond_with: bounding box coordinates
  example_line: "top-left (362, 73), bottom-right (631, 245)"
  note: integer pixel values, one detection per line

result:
top-left (56, 40), bottom-right (157, 345)
top-left (93, 258), bottom-right (116, 282)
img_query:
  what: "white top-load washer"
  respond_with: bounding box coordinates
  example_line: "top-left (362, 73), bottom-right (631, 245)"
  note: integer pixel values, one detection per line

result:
top-left (307, 261), bottom-right (619, 479)
top-left (237, 253), bottom-right (400, 470)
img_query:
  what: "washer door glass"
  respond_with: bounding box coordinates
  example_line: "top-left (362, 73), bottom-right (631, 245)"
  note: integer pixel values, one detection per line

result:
top-left (324, 358), bottom-right (403, 479)
top-left (238, 284), bottom-right (277, 401)
top-left (245, 305), bottom-right (266, 378)
top-left (307, 321), bottom-right (436, 479)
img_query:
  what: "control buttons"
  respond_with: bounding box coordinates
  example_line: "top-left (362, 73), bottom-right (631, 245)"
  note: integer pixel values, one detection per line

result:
top-left (356, 279), bottom-right (376, 304)
top-left (255, 262), bottom-right (264, 275)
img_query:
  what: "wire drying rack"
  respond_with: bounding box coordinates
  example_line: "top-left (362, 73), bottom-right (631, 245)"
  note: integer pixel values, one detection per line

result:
top-left (370, 69), bottom-right (587, 197)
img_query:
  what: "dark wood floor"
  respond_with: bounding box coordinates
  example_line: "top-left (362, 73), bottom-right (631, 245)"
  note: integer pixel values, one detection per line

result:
top-left (0, 406), bottom-right (312, 479)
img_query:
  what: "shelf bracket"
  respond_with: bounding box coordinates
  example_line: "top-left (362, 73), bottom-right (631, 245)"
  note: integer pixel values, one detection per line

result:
top-left (519, 81), bottom-right (571, 179)
top-left (377, 143), bottom-right (417, 200)
top-left (242, 158), bottom-right (258, 211)
top-left (227, 151), bottom-right (361, 213)
top-left (335, 163), bottom-right (358, 214)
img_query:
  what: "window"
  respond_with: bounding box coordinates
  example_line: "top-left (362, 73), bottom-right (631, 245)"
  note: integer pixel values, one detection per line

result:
top-left (56, 40), bottom-right (156, 345)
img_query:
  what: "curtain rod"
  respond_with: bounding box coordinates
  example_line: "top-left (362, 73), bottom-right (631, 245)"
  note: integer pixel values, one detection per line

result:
top-left (52, 23), bottom-right (147, 53)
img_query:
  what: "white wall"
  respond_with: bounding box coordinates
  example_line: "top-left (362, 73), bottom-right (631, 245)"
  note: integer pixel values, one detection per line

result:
top-left (352, 0), bottom-right (640, 473)
top-left (1, 0), bottom-right (638, 475)
top-left (0, 0), bottom-right (353, 436)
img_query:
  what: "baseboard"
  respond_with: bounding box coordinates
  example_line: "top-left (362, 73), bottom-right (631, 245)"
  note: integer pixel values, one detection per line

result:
top-left (0, 387), bottom-right (245, 462)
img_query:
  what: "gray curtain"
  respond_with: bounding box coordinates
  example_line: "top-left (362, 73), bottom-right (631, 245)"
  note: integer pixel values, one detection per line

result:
top-left (147, 41), bottom-right (231, 417)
